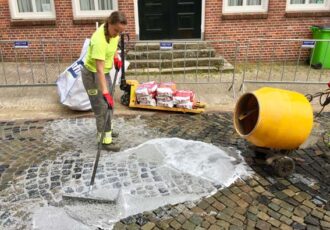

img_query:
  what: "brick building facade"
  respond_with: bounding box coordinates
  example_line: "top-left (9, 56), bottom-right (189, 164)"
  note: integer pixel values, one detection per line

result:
top-left (0, 0), bottom-right (329, 60)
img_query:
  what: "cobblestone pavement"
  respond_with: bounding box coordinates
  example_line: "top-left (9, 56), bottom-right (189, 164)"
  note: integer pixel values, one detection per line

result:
top-left (0, 112), bottom-right (329, 229)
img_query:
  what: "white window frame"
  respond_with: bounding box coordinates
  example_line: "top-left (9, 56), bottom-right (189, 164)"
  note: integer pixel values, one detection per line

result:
top-left (72, 0), bottom-right (118, 19)
top-left (286, 0), bottom-right (330, 12)
top-left (8, 0), bottom-right (56, 20)
top-left (222, 0), bottom-right (269, 14)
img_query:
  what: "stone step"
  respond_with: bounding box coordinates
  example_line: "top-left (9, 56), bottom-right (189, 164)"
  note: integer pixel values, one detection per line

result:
top-left (132, 42), bottom-right (209, 51)
top-left (127, 57), bottom-right (224, 69)
top-left (127, 49), bottom-right (216, 60)
top-left (126, 59), bottom-right (234, 74)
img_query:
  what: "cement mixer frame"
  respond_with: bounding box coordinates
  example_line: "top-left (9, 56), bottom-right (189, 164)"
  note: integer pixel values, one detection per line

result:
top-left (249, 146), bottom-right (295, 178)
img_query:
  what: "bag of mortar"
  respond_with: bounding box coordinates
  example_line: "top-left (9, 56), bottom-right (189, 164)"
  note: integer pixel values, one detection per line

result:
top-left (135, 81), bottom-right (158, 104)
top-left (157, 100), bottom-right (174, 108)
top-left (173, 90), bottom-right (195, 104)
top-left (157, 82), bottom-right (176, 97)
top-left (138, 97), bottom-right (157, 106)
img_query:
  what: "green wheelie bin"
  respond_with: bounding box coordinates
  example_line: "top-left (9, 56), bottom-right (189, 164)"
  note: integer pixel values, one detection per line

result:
top-left (310, 25), bottom-right (330, 69)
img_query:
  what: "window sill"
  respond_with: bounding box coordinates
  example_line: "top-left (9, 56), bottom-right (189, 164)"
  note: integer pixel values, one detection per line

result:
top-left (285, 11), bottom-right (330, 18)
top-left (11, 19), bottom-right (56, 26)
top-left (222, 13), bottom-right (268, 20)
top-left (73, 18), bottom-right (105, 25)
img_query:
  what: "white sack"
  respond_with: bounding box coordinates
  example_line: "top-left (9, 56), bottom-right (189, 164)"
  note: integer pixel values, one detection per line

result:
top-left (56, 39), bottom-right (129, 111)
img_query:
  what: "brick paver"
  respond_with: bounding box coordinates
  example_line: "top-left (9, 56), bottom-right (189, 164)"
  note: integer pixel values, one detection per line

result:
top-left (0, 112), bottom-right (329, 229)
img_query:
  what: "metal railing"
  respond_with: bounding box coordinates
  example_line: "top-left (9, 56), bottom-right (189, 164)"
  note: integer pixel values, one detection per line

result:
top-left (239, 38), bottom-right (330, 92)
top-left (0, 39), bottom-right (239, 92)
top-left (0, 39), bottom-right (83, 87)
top-left (1, 38), bottom-right (329, 100)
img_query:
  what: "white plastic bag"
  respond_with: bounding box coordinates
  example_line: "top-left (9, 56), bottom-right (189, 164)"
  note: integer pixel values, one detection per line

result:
top-left (56, 38), bottom-right (90, 110)
top-left (56, 39), bottom-right (129, 111)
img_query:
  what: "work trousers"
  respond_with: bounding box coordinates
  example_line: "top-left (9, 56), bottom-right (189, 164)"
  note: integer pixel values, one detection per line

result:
top-left (81, 66), bottom-right (112, 133)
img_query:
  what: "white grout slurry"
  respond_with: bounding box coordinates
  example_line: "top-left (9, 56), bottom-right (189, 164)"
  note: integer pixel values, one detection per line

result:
top-left (32, 135), bottom-right (253, 229)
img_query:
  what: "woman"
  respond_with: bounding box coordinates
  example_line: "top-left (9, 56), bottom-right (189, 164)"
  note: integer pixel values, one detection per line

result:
top-left (82, 11), bottom-right (127, 151)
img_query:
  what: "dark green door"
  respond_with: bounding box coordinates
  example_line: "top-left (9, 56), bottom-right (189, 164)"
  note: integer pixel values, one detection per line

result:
top-left (138, 0), bottom-right (201, 40)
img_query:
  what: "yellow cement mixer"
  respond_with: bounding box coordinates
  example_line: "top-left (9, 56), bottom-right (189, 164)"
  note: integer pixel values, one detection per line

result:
top-left (234, 87), bottom-right (314, 177)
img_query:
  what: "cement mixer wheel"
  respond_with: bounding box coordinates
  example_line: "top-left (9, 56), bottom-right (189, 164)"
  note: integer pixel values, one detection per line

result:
top-left (272, 156), bottom-right (295, 178)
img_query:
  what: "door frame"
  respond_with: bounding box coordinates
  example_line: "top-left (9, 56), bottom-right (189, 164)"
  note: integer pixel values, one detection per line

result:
top-left (133, 0), bottom-right (205, 40)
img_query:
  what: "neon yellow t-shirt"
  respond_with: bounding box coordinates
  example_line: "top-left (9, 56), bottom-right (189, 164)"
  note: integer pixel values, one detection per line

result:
top-left (84, 24), bottom-right (119, 73)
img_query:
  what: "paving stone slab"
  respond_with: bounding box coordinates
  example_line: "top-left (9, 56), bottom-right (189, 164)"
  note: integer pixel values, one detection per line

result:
top-left (256, 220), bottom-right (271, 230)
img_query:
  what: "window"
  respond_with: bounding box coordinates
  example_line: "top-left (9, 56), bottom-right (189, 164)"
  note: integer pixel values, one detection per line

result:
top-left (223, 0), bottom-right (269, 14)
top-left (72, 0), bottom-right (118, 19)
top-left (9, 0), bottom-right (56, 20)
top-left (286, 0), bottom-right (330, 11)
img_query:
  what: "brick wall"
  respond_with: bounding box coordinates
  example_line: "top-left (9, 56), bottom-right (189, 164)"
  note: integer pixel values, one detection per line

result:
top-left (205, 0), bottom-right (330, 61)
top-left (0, 0), bottom-right (135, 40)
top-left (0, 0), bottom-right (329, 61)
top-left (0, 0), bottom-right (135, 61)
top-left (206, 0), bottom-right (329, 40)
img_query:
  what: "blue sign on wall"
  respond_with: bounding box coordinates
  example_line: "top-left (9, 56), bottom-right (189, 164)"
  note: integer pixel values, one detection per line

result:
top-left (14, 41), bottom-right (29, 48)
top-left (160, 42), bottom-right (173, 50)
top-left (302, 41), bottom-right (315, 48)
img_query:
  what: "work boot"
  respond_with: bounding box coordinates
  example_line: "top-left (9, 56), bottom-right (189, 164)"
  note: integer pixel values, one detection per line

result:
top-left (102, 143), bottom-right (121, 152)
top-left (97, 131), bottom-right (112, 144)
top-left (98, 131), bottom-right (121, 152)
top-left (97, 131), bottom-right (119, 139)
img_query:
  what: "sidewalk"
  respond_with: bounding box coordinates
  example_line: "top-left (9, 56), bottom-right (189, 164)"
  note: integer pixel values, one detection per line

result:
top-left (0, 84), bottom-right (237, 121)
top-left (0, 83), bottom-right (328, 121)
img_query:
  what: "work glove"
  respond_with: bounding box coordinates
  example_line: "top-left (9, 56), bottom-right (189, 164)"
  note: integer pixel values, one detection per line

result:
top-left (114, 56), bottom-right (122, 71)
top-left (103, 92), bottom-right (114, 109)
